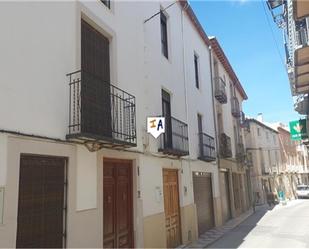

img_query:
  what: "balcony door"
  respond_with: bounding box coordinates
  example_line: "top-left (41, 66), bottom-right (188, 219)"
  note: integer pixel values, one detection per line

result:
top-left (162, 90), bottom-right (172, 149)
top-left (197, 114), bottom-right (203, 156)
top-left (81, 19), bottom-right (112, 138)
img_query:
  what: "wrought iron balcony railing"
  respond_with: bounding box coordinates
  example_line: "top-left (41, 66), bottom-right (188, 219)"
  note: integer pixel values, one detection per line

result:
top-left (246, 157), bottom-right (253, 167)
top-left (214, 77), bottom-right (227, 104)
top-left (231, 97), bottom-right (241, 118)
top-left (159, 116), bottom-right (189, 156)
top-left (295, 18), bottom-right (309, 49)
top-left (66, 70), bottom-right (136, 147)
top-left (294, 94), bottom-right (309, 115)
top-left (246, 152), bottom-right (253, 167)
top-left (261, 164), bottom-right (270, 175)
top-left (198, 133), bottom-right (216, 162)
top-left (219, 133), bottom-right (232, 158)
top-left (236, 142), bottom-right (245, 163)
top-left (239, 111), bottom-right (247, 128)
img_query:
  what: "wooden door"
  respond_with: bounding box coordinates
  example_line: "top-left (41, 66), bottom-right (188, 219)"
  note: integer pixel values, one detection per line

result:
top-left (81, 19), bottom-right (111, 137)
top-left (16, 155), bottom-right (66, 248)
top-left (163, 169), bottom-right (181, 248)
top-left (220, 172), bottom-right (232, 223)
top-left (103, 159), bottom-right (133, 248)
top-left (193, 172), bottom-right (215, 235)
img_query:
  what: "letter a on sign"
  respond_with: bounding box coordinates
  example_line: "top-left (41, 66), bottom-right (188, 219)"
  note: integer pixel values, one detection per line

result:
top-left (147, 117), bottom-right (165, 138)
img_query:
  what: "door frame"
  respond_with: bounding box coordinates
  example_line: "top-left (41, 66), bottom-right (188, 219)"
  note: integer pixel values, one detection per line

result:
top-left (103, 157), bottom-right (134, 248)
top-left (192, 171), bottom-right (215, 234)
top-left (162, 168), bottom-right (182, 247)
top-left (17, 154), bottom-right (68, 248)
top-left (224, 171), bottom-right (232, 220)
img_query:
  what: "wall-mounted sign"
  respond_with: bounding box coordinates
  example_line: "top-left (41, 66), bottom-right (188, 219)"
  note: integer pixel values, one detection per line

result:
top-left (289, 119), bottom-right (308, 141)
top-left (0, 187), bottom-right (4, 224)
top-left (147, 117), bottom-right (165, 138)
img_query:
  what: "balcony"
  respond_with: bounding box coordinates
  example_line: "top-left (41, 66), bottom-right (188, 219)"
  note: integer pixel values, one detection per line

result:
top-left (236, 142), bottom-right (245, 163)
top-left (272, 166), bottom-right (278, 174)
top-left (66, 70), bottom-right (137, 147)
top-left (198, 133), bottom-right (216, 162)
top-left (159, 117), bottom-right (189, 156)
top-left (294, 94), bottom-right (309, 115)
top-left (214, 77), bottom-right (227, 104)
top-left (294, 0), bottom-right (309, 20)
top-left (262, 165), bottom-right (270, 175)
top-left (246, 154), bottom-right (253, 167)
top-left (239, 111), bottom-right (248, 128)
top-left (231, 97), bottom-right (241, 118)
top-left (289, 17), bottom-right (309, 94)
top-left (219, 133), bottom-right (232, 158)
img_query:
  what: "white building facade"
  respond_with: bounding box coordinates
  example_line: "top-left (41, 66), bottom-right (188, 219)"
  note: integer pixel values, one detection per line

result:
top-left (210, 38), bottom-right (251, 222)
top-left (0, 1), bottom-right (226, 248)
top-left (245, 118), bottom-right (282, 204)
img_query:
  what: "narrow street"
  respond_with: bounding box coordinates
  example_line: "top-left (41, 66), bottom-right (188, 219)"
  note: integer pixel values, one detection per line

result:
top-left (209, 200), bottom-right (309, 248)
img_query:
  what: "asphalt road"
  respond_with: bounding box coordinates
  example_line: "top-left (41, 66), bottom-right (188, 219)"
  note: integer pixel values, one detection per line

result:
top-left (209, 199), bottom-right (309, 248)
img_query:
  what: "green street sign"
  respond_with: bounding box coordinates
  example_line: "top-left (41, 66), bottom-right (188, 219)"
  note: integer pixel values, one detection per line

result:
top-left (289, 119), bottom-right (308, 141)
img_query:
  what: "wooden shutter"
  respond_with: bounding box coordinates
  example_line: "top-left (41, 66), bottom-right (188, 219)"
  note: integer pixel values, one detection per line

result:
top-left (81, 19), bottom-right (112, 138)
top-left (16, 155), bottom-right (66, 248)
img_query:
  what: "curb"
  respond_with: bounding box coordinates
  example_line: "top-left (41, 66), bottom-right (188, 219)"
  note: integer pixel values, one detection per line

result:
top-left (186, 205), bottom-right (268, 248)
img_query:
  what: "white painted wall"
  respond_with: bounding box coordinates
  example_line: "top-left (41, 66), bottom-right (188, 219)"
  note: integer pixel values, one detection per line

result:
top-left (0, 0), bottom-right (217, 159)
top-left (0, 1), bottom-right (221, 246)
top-left (0, 134), bottom-right (7, 186)
top-left (212, 53), bottom-right (246, 158)
top-left (182, 9), bottom-right (216, 159)
top-left (76, 145), bottom-right (97, 210)
top-left (246, 121), bottom-right (281, 175)
top-left (0, 1), bottom-right (76, 139)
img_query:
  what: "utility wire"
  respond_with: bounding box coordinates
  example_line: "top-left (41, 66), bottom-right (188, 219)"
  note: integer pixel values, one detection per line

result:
top-left (260, 0), bottom-right (287, 73)
top-left (144, 1), bottom-right (178, 23)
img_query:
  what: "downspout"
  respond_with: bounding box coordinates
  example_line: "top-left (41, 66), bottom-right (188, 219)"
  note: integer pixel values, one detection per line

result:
top-left (180, 2), bottom-right (189, 142)
top-left (209, 46), bottom-right (220, 172)
top-left (209, 45), bottom-right (223, 225)
top-left (180, 2), bottom-right (196, 218)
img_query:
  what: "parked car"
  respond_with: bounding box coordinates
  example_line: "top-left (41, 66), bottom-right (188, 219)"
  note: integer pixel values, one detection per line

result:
top-left (296, 185), bottom-right (309, 199)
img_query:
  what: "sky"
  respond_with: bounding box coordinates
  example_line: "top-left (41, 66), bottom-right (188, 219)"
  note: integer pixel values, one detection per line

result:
top-left (190, 0), bottom-right (301, 125)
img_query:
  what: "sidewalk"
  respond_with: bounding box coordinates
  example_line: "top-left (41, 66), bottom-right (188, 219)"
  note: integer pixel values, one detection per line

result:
top-left (184, 205), bottom-right (268, 248)
top-left (273, 198), bottom-right (304, 210)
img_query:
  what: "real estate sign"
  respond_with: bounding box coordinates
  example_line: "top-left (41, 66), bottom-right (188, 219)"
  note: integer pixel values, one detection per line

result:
top-left (289, 119), bottom-right (308, 141)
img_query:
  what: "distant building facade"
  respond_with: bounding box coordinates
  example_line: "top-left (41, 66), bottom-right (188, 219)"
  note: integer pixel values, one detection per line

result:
top-left (245, 117), bottom-right (281, 204)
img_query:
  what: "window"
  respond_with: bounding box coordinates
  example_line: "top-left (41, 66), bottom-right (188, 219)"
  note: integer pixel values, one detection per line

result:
top-left (266, 132), bottom-right (269, 139)
top-left (160, 11), bottom-right (168, 58)
top-left (194, 54), bottom-right (199, 88)
top-left (257, 128), bottom-right (260, 136)
top-left (230, 82), bottom-right (233, 99)
top-left (247, 152), bottom-right (253, 163)
top-left (162, 90), bottom-right (172, 148)
top-left (101, 0), bottom-right (110, 8)
top-left (197, 114), bottom-right (203, 133)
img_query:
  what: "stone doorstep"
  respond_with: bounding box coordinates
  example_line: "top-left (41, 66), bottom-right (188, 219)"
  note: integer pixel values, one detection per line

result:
top-left (180, 207), bottom-right (264, 249)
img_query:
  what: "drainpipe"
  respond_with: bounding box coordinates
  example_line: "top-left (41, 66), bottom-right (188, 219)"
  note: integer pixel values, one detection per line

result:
top-left (180, 2), bottom-right (189, 143)
top-left (209, 45), bottom-right (224, 224)
top-left (209, 46), bottom-right (220, 176)
top-left (180, 3), bottom-right (196, 241)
